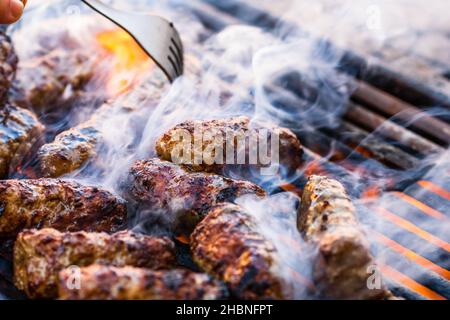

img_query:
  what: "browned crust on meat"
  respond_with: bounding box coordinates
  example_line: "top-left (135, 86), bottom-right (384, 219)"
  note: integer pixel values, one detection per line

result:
top-left (14, 228), bottom-right (176, 299)
top-left (37, 73), bottom-right (167, 178)
top-left (0, 105), bottom-right (45, 178)
top-left (191, 203), bottom-right (292, 300)
top-left (58, 265), bottom-right (228, 300)
top-left (0, 31), bottom-right (18, 104)
top-left (298, 175), bottom-right (390, 300)
top-left (0, 179), bottom-right (127, 240)
top-left (156, 116), bottom-right (303, 175)
top-left (124, 158), bottom-right (266, 237)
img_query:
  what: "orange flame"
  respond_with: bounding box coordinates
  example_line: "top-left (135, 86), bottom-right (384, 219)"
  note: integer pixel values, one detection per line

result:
top-left (280, 183), bottom-right (303, 197)
top-left (175, 234), bottom-right (190, 245)
top-left (361, 186), bottom-right (382, 199)
top-left (96, 29), bottom-right (154, 96)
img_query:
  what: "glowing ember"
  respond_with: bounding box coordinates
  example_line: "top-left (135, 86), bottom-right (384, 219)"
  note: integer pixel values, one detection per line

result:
top-left (96, 29), bottom-right (154, 96)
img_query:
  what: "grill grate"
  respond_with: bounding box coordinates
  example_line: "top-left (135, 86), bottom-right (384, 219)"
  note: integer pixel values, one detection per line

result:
top-left (185, 0), bottom-right (450, 300)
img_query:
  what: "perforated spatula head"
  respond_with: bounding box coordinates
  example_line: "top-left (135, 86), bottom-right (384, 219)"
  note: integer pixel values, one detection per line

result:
top-left (81, 0), bottom-right (184, 83)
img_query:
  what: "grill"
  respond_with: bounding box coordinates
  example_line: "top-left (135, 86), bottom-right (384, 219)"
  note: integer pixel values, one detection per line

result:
top-left (1, 0), bottom-right (449, 300)
top-left (183, 0), bottom-right (450, 300)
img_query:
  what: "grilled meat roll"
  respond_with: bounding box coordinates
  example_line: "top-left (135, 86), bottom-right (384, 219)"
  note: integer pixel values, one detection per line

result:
top-left (124, 158), bottom-right (266, 238)
top-left (10, 29), bottom-right (96, 113)
top-left (191, 203), bottom-right (292, 300)
top-left (58, 265), bottom-right (228, 300)
top-left (38, 73), bottom-right (167, 178)
top-left (0, 31), bottom-right (18, 104)
top-left (298, 175), bottom-right (390, 300)
top-left (0, 105), bottom-right (45, 178)
top-left (156, 116), bottom-right (303, 176)
top-left (14, 228), bottom-right (175, 299)
top-left (0, 179), bottom-right (126, 240)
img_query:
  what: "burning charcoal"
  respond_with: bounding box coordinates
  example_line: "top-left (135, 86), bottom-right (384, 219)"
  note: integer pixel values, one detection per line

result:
top-left (156, 116), bottom-right (303, 178)
top-left (58, 265), bottom-right (228, 300)
top-left (123, 158), bottom-right (266, 238)
top-left (0, 30), bottom-right (18, 104)
top-left (298, 175), bottom-right (391, 300)
top-left (191, 203), bottom-right (293, 300)
top-left (0, 104), bottom-right (45, 178)
top-left (0, 179), bottom-right (126, 243)
top-left (14, 228), bottom-right (176, 299)
top-left (38, 73), bottom-right (167, 178)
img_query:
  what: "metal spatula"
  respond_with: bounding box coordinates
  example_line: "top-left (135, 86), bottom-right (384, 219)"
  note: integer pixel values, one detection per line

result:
top-left (81, 0), bottom-right (184, 83)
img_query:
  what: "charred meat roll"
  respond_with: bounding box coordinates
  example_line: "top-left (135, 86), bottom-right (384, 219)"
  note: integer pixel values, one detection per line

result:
top-left (0, 105), bottom-right (45, 178)
top-left (156, 116), bottom-right (303, 176)
top-left (298, 175), bottom-right (390, 300)
top-left (38, 117), bottom-right (101, 178)
top-left (14, 228), bottom-right (175, 299)
top-left (191, 203), bottom-right (292, 300)
top-left (0, 179), bottom-right (126, 240)
top-left (38, 73), bottom-right (167, 178)
top-left (123, 158), bottom-right (266, 238)
top-left (0, 31), bottom-right (18, 104)
top-left (58, 265), bottom-right (228, 300)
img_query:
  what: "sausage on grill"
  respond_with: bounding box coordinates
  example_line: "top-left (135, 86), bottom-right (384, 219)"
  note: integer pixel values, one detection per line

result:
top-left (14, 228), bottom-right (175, 299)
top-left (0, 30), bottom-right (18, 104)
top-left (0, 105), bottom-right (45, 178)
top-left (10, 24), bottom-right (97, 113)
top-left (191, 203), bottom-right (292, 300)
top-left (37, 106), bottom-right (104, 178)
top-left (12, 50), bottom-right (96, 112)
top-left (123, 158), bottom-right (266, 238)
top-left (156, 116), bottom-right (303, 177)
top-left (58, 265), bottom-right (228, 300)
top-left (298, 175), bottom-right (391, 300)
top-left (0, 179), bottom-right (127, 241)
top-left (38, 73), bottom-right (167, 178)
